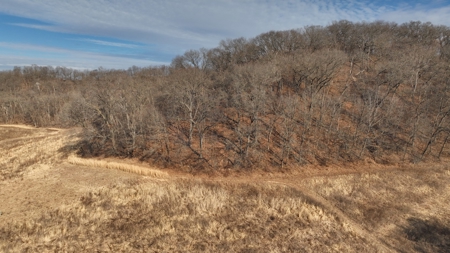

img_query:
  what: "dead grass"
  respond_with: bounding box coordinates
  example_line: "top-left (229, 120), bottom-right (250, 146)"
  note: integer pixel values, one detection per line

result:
top-left (0, 128), bottom-right (73, 180)
top-left (2, 125), bottom-right (450, 252)
top-left (0, 127), bottom-right (35, 140)
top-left (67, 155), bottom-right (168, 178)
top-left (0, 179), bottom-right (375, 252)
top-left (301, 165), bottom-right (450, 252)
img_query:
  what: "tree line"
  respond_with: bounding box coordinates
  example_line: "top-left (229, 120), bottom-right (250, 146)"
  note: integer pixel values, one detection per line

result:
top-left (1, 20), bottom-right (450, 170)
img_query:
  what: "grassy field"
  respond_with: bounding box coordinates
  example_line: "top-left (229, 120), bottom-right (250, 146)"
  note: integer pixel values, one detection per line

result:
top-left (0, 125), bottom-right (449, 252)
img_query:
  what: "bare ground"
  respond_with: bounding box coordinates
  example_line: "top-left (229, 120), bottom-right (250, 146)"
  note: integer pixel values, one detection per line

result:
top-left (0, 125), bottom-right (449, 252)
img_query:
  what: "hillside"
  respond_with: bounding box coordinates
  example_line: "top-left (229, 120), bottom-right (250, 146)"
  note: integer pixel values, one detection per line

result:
top-left (1, 20), bottom-right (450, 171)
top-left (1, 125), bottom-right (450, 252)
top-left (2, 20), bottom-right (450, 251)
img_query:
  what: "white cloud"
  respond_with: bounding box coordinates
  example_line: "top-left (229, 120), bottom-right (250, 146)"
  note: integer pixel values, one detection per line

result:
top-left (0, 42), bottom-right (71, 53)
top-left (75, 39), bottom-right (141, 49)
top-left (9, 23), bottom-right (69, 33)
top-left (0, 43), bottom-right (168, 70)
top-left (4, 1), bottom-right (449, 52)
top-left (379, 5), bottom-right (450, 26)
top-left (1, 0), bottom-right (450, 70)
top-left (0, 0), bottom-right (407, 50)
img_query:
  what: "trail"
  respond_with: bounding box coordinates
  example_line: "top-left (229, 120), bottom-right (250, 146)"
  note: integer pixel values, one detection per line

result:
top-left (0, 125), bottom-right (139, 224)
top-left (0, 126), bottom-right (73, 167)
top-left (265, 180), bottom-right (395, 252)
top-left (2, 124), bottom-right (445, 252)
top-left (0, 124), bottom-right (38, 129)
top-left (162, 171), bottom-right (396, 252)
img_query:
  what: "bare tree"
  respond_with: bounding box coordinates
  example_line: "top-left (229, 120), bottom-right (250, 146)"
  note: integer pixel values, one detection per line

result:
top-left (166, 69), bottom-right (218, 161)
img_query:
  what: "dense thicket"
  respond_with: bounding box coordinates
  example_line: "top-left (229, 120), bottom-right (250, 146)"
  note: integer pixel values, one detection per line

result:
top-left (2, 20), bottom-right (450, 170)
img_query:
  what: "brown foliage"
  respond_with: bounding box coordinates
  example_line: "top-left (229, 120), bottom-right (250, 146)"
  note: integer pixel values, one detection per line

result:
top-left (2, 20), bottom-right (450, 171)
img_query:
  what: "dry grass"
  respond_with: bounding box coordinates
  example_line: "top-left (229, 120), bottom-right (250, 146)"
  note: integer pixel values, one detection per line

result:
top-left (67, 155), bottom-right (168, 178)
top-left (0, 126), bottom-right (35, 140)
top-left (0, 127), bottom-right (74, 180)
top-left (2, 125), bottom-right (450, 252)
top-left (301, 165), bottom-right (450, 252)
top-left (0, 179), bottom-right (375, 252)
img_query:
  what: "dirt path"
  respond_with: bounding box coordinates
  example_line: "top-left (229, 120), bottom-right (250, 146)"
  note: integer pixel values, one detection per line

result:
top-left (0, 125), bottom-right (140, 223)
top-left (2, 124), bottom-right (447, 252)
top-left (265, 180), bottom-right (395, 252)
top-left (0, 124), bottom-right (38, 130)
top-left (0, 163), bottom-right (141, 224)
top-left (0, 124), bottom-right (64, 130)
top-left (159, 171), bottom-right (396, 252)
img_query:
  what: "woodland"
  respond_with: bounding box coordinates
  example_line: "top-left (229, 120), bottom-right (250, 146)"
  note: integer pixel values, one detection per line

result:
top-left (1, 20), bottom-right (450, 171)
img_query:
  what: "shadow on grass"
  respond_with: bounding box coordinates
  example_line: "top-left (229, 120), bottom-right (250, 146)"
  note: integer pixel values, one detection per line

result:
top-left (403, 217), bottom-right (450, 253)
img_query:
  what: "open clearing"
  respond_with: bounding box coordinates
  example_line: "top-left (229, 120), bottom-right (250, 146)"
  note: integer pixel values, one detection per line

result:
top-left (1, 125), bottom-right (449, 252)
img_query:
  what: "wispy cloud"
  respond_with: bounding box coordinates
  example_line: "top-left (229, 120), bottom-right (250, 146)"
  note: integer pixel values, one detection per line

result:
top-left (0, 1), bottom-right (397, 49)
top-left (0, 42), bottom-right (168, 70)
top-left (9, 23), bottom-right (68, 33)
top-left (75, 39), bottom-right (141, 49)
top-left (1, 0), bottom-right (450, 70)
top-left (4, 1), bottom-right (450, 49)
top-left (379, 5), bottom-right (450, 25)
top-left (0, 42), bottom-right (70, 53)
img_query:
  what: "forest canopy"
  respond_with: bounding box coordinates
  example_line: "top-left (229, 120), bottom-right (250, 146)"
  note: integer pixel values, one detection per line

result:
top-left (1, 20), bottom-right (450, 170)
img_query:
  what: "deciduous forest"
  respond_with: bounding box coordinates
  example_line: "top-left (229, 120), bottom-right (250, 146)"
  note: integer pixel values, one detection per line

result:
top-left (2, 20), bottom-right (450, 171)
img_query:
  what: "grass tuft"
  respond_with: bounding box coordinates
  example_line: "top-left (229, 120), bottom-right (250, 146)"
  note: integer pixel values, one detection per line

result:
top-left (67, 155), bottom-right (168, 178)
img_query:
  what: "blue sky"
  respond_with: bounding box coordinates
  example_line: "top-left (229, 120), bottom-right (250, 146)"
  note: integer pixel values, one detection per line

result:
top-left (1, 0), bottom-right (450, 70)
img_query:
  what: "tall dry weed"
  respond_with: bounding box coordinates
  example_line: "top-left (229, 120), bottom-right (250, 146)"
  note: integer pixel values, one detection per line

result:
top-left (67, 155), bottom-right (168, 178)
top-left (302, 167), bottom-right (450, 252)
top-left (0, 180), bottom-right (375, 252)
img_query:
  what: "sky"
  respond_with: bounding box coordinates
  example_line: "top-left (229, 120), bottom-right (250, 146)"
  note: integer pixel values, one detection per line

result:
top-left (1, 0), bottom-right (450, 71)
